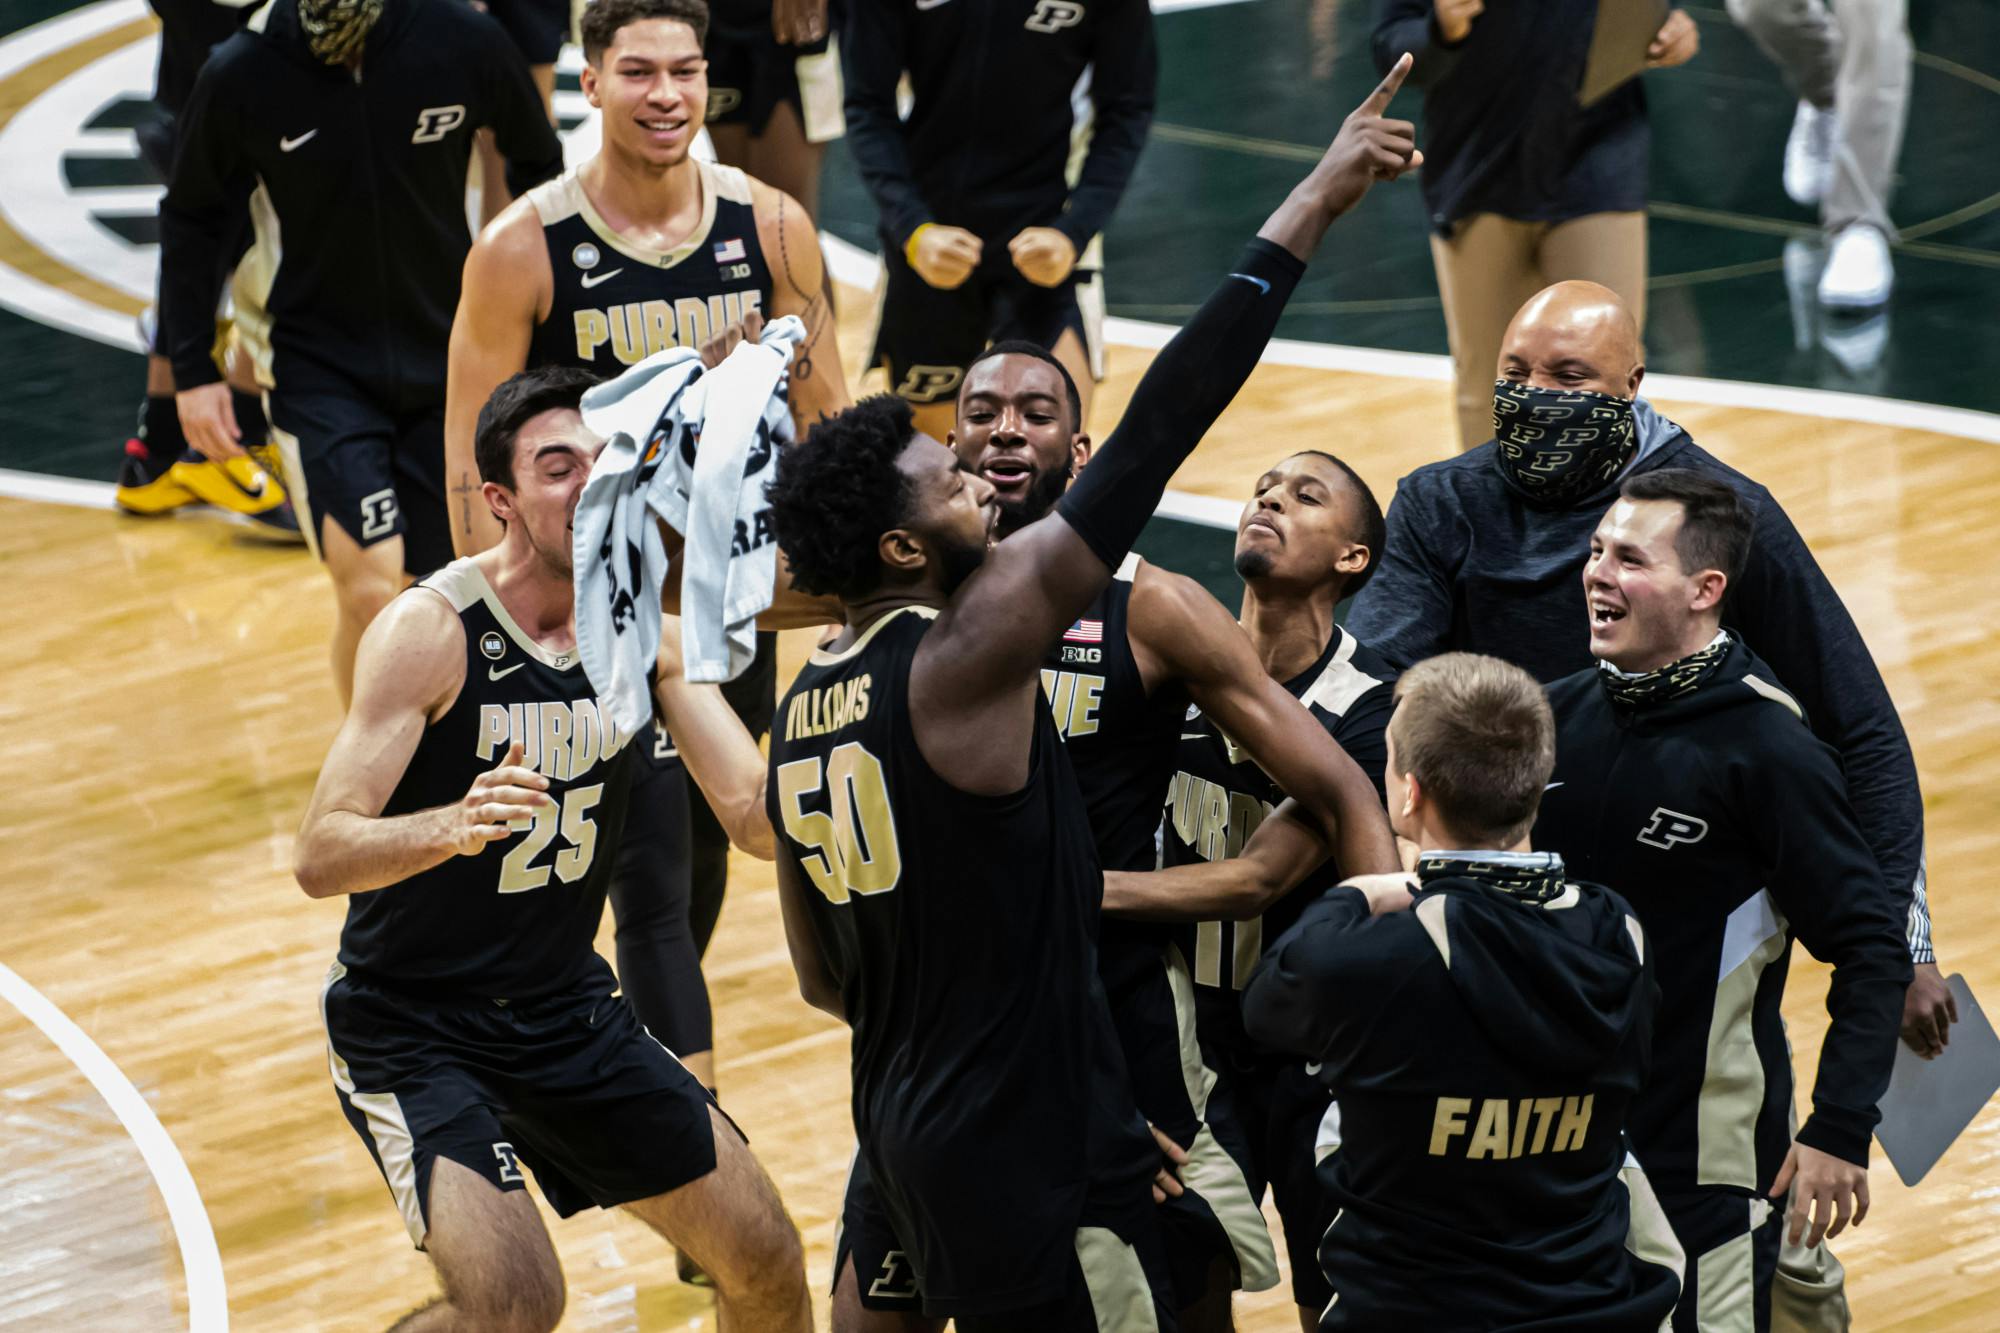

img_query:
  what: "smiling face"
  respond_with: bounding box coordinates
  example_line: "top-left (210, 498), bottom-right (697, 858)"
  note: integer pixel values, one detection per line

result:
top-left (582, 18), bottom-right (706, 169)
top-left (486, 407), bottom-right (603, 581)
top-left (891, 433), bottom-right (1000, 596)
top-left (1234, 453), bottom-right (1371, 593)
top-left (950, 353), bottom-right (1088, 538)
top-left (1583, 497), bottom-right (1726, 671)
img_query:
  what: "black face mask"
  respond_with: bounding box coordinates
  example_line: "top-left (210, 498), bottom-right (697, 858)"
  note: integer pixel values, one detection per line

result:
top-left (1490, 381), bottom-right (1637, 507)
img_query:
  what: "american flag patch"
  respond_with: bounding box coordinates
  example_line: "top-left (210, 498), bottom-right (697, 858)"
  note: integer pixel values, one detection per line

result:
top-left (712, 237), bottom-right (747, 263)
top-left (1063, 619), bottom-right (1104, 644)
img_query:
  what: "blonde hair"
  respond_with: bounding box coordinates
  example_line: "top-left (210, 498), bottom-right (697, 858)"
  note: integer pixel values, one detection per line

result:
top-left (1389, 653), bottom-right (1556, 846)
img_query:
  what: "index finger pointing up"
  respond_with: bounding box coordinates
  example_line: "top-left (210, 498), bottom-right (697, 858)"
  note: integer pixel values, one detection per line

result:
top-left (1363, 52), bottom-right (1414, 115)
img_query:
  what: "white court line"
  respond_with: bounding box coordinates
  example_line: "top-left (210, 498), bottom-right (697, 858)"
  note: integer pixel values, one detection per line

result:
top-left (0, 466), bottom-right (118, 508)
top-left (820, 233), bottom-right (2000, 448)
top-left (0, 960), bottom-right (229, 1331)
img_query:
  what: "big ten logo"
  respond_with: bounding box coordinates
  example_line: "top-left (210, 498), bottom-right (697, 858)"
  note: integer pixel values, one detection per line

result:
top-left (894, 365), bottom-right (963, 403)
top-left (1060, 644), bottom-right (1101, 666)
top-left (412, 105), bottom-right (467, 143)
top-left (1026, 0), bottom-right (1086, 33)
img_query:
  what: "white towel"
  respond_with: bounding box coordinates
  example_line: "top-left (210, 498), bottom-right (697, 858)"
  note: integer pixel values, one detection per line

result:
top-left (572, 315), bottom-right (804, 736)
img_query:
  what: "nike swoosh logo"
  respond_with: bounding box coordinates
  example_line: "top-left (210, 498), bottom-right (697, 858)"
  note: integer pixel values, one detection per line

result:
top-left (579, 268), bottom-right (625, 289)
top-left (914, 0), bottom-right (953, 9)
top-left (1228, 272), bottom-right (1272, 295)
top-left (1544, 781), bottom-right (1564, 791)
top-left (279, 129), bottom-right (318, 152)
top-left (488, 663), bottom-right (526, 680)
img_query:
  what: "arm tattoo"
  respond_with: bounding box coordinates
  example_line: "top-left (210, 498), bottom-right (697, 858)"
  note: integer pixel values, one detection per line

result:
top-left (451, 471), bottom-right (479, 535)
top-left (774, 194), bottom-right (831, 383)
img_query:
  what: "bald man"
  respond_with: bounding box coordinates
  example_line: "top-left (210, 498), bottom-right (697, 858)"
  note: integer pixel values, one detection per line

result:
top-left (1349, 275), bottom-right (1949, 1035)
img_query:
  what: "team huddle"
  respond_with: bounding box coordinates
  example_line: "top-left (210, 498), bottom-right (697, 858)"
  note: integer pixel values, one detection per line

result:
top-left (244, 3), bottom-right (1942, 1332)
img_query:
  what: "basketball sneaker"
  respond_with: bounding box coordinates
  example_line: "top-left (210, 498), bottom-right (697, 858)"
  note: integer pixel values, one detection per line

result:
top-left (114, 437), bottom-right (198, 514)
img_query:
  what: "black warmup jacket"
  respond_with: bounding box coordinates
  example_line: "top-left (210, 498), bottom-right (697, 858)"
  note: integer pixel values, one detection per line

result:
top-left (1537, 638), bottom-right (1912, 1188)
top-left (1244, 866), bottom-right (1680, 1330)
top-left (158, 0), bottom-right (562, 403)
top-left (842, 0), bottom-right (1157, 253)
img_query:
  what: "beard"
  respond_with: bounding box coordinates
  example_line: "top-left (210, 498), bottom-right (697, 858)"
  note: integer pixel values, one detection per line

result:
top-left (934, 531), bottom-right (991, 596)
top-left (1233, 546), bottom-right (1274, 580)
top-left (994, 459), bottom-right (1074, 537)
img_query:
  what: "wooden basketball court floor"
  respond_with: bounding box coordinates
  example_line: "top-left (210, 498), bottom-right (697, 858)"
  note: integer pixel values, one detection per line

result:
top-left (5, 293), bottom-right (2000, 1331)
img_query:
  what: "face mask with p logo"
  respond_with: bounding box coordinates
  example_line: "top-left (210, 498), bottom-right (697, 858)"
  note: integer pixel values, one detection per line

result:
top-left (1490, 381), bottom-right (1637, 507)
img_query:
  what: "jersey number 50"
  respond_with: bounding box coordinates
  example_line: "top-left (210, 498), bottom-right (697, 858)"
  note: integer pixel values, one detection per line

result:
top-left (498, 783), bottom-right (603, 893)
top-left (776, 744), bottom-right (902, 903)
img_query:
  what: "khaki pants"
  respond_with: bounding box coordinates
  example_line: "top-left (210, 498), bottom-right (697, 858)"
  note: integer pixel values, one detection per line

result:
top-left (1429, 211), bottom-right (1647, 452)
top-left (1726, 0), bottom-right (1910, 235)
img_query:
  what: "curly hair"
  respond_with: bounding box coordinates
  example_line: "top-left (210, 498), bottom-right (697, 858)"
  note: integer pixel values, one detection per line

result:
top-left (767, 395), bottom-right (917, 600)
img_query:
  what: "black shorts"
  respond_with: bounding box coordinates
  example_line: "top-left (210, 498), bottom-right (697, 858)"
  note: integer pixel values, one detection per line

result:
top-left (1655, 1180), bottom-right (1781, 1332)
top-left (483, 0), bottom-right (570, 65)
top-left (1110, 938), bottom-right (1279, 1308)
top-left (873, 235), bottom-right (1105, 408)
top-left (320, 956), bottom-right (726, 1248)
top-left (1202, 1044), bottom-right (1340, 1309)
top-left (704, 13), bottom-right (845, 142)
top-left (835, 1151), bottom-right (1177, 1330)
top-left (266, 384), bottom-right (452, 577)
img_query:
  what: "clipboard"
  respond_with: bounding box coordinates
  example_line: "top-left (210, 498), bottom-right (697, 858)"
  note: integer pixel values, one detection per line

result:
top-left (1579, 0), bottom-right (1671, 107)
top-left (1874, 974), bottom-right (2000, 1187)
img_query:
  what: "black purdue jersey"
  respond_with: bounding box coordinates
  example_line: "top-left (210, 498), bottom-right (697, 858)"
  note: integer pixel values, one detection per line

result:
top-left (525, 161), bottom-right (773, 375)
top-left (1243, 864), bottom-right (1681, 1329)
top-left (1041, 557), bottom-right (1197, 1140)
top-left (769, 606), bottom-right (1154, 1312)
top-left (338, 560), bottom-right (640, 997)
top-left (1162, 624), bottom-right (1396, 1056)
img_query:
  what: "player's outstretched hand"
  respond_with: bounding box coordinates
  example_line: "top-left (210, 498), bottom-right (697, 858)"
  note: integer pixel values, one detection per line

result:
top-left (1305, 53), bottom-right (1422, 221)
top-left (451, 740), bottom-right (553, 855)
top-left (1769, 1141), bottom-right (1868, 1249)
top-left (1901, 961), bottom-right (1958, 1059)
top-left (699, 308), bottom-right (766, 368)
top-left (1148, 1123), bottom-right (1189, 1204)
top-left (908, 224), bottom-right (983, 290)
top-left (177, 381), bottom-right (245, 461)
top-left (1007, 227), bottom-right (1078, 288)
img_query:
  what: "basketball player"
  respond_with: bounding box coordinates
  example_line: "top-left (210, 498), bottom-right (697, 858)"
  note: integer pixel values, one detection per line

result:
top-left (1100, 449), bottom-right (1399, 1331)
top-left (760, 60), bottom-right (1420, 1328)
top-left (830, 345), bottom-right (1400, 1331)
top-left (294, 365), bottom-right (810, 1331)
top-left (162, 0), bottom-right (564, 706)
top-left (444, 0), bottom-right (851, 1137)
top-left (843, 0), bottom-right (1158, 439)
top-left (1242, 653), bottom-right (1685, 1329)
top-left (1536, 470), bottom-right (1910, 1330)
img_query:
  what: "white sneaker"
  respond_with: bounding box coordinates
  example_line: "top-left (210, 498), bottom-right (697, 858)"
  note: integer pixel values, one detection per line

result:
top-left (1784, 101), bottom-right (1835, 207)
top-left (1818, 224), bottom-right (1894, 309)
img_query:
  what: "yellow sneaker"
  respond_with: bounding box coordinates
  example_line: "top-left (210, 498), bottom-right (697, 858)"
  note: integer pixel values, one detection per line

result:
top-left (114, 438), bottom-right (197, 514)
top-left (169, 454), bottom-right (289, 515)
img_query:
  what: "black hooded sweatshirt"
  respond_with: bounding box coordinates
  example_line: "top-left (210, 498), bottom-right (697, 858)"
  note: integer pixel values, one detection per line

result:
top-left (1244, 860), bottom-right (1681, 1331)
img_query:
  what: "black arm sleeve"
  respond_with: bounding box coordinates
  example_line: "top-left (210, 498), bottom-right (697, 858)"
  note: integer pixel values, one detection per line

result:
top-left (1372, 0), bottom-right (1468, 87)
top-left (841, 0), bottom-right (931, 249)
top-left (158, 59), bottom-right (251, 390)
top-left (1053, 0), bottom-right (1157, 251)
top-left (476, 19), bottom-right (563, 199)
top-left (1732, 495), bottom-right (1929, 958)
top-left (1055, 238), bottom-right (1306, 568)
top-left (1749, 723), bottom-right (1912, 1166)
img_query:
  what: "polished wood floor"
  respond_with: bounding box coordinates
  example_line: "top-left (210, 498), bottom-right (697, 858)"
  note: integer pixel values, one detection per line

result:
top-left (5, 291), bottom-right (1999, 1330)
